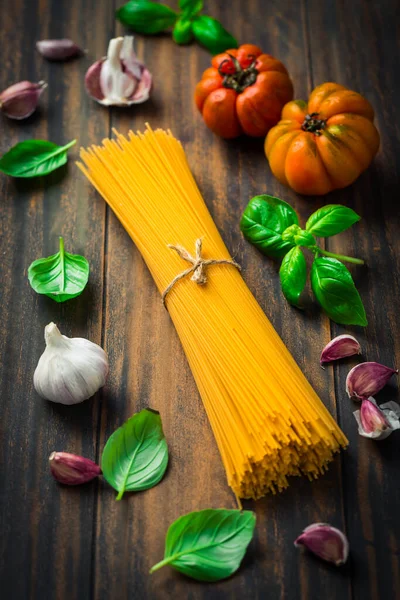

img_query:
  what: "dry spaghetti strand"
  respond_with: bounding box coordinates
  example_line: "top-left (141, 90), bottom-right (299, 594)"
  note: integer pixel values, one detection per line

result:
top-left (78, 125), bottom-right (348, 500)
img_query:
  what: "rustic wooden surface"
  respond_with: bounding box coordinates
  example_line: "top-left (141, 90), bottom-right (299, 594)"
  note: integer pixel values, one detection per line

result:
top-left (0, 1), bottom-right (399, 599)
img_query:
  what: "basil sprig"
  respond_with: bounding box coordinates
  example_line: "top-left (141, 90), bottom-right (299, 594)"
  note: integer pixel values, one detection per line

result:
top-left (28, 236), bottom-right (89, 303)
top-left (241, 197), bottom-right (367, 326)
top-left (0, 139), bottom-right (76, 178)
top-left (101, 408), bottom-right (169, 500)
top-left (150, 509), bottom-right (256, 581)
top-left (117, 0), bottom-right (238, 54)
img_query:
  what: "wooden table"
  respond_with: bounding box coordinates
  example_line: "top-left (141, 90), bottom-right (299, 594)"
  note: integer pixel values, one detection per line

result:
top-left (1, 1), bottom-right (399, 598)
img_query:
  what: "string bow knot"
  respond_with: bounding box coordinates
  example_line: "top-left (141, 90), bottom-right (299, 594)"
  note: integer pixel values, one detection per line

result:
top-left (162, 238), bottom-right (241, 306)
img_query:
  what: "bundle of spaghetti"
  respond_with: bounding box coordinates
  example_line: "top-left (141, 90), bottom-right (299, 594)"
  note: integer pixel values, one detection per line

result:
top-left (78, 125), bottom-right (348, 501)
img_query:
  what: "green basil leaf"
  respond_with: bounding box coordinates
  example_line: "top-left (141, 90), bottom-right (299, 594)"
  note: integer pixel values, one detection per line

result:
top-left (192, 15), bottom-right (238, 55)
top-left (101, 408), bottom-right (168, 500)
top-left (311, 257), bottom-right (367, 326)
top-left (179, 0), bottom-right (203, 19)
top-left (240, 195), bottom-right (299, 258)
top-left (306, 204), bottom-right (361, 237)
top-left (150, 509), bottom-right (256, 581)
top-left (28, 237), bottom-right (89, 303)
top-left (173, 17), bottom-right (193, 44)
top-left (0, 139), bottom-right (76, 178)
top-left (116, 1), bottom-right (178, 34)
top-left (279, 247), bottom-right (307, 307)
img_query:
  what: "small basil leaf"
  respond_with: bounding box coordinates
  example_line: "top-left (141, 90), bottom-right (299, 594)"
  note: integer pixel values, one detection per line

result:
top-left (179, 0), bottom-right (203, 19)
top-left (311, 257), bottom-right (367, 326)
top-left (173, 17), bottom-right (194, 44)
top-left (240, 195), bottom-right (299, 258)
top-left (281, 224), bottom-right (315, 248)
top-left (0, 139), bottom-right (76, 178)
top-left (281, 224), bottom-right (301, 243)
top-left (192, 15), bottom-right (238, 55)
top-left (306, 204), bottom-right (361, 237)
top-left (279, 247), bottom-right (307, 307)
top-left (294, 230), bottom-right (316, 248)
top-left (28, 237), bottom-right (89, 303)
top-left (101, 408), bottom-right (168, 500)
top-left (150, 509), bottom-right (256, 581)
top-left (116, 1), bottom-right (178, 34)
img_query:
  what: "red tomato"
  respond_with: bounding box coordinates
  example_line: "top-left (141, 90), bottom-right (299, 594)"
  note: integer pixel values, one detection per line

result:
top-left (194, 44), bottom-right (294, 139)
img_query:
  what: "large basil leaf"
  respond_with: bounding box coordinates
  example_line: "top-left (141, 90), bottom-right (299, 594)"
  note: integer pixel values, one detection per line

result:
top-left (101, 408), bottom-right (168, 500)
top-left (150, 509), bottom-right (256, 581)
top-left (240, 195), bottom-right (299, 258)
top-left (0, 139), bottom-right (76, 178)
top-left (116, 1), bottom-right (178, 33)
top-left (28, 237), bottom-right (89, 303)
top-left (311, 257), bottom-right (367, 326)
top-left (279, 247), bottom-right (307, 307)
top-left (192, 15), bottom-right (238, 55)
top-left (306, 205), bottom-right (361, 237)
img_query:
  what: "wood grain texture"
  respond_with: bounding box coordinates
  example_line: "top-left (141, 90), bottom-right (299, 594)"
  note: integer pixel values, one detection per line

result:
top-left (306, 1), bottom-right (400, 599)
top-left (0, 1), bottom-right (398, 599)
top-left (0, 0), bottom-right (110, 598)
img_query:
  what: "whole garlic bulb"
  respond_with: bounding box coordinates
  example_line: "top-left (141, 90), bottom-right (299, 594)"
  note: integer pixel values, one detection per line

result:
top-left (34, 322), bottom-right (109, 405)
top-left (85, 36), bottom-right (152, 106)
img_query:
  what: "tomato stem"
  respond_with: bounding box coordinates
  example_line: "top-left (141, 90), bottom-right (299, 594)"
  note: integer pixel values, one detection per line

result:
top-left (301, 113), bottom-right (327, 136)
top-left (219, 53), bottom-right (258, 93)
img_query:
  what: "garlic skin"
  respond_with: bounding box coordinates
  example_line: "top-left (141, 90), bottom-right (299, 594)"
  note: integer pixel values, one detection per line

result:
top-left (320, 334), bottom-right (361, 365)
top-left (36, 39), bottom-right (84, 60)
top-left (0, 80), bottom-right (47, 120)
top-left (49, 451), bottom-right (101, 485)
top-left (346, 361), bottom-right (398, 399)
top-left (85, 36), bottom-right (152, 106)
top-left (34, 322), bottom-right (108, 405)
top-left (295, 523), bottom-right (349, 566)
top-left (353, 397), bottom-right (400, 440)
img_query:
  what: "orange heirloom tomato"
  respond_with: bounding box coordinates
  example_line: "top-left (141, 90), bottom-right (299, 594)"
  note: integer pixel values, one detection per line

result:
top-left (194, 44), bottom-right (293, 139)
top-left (265, 82), bottom-right (380, 195)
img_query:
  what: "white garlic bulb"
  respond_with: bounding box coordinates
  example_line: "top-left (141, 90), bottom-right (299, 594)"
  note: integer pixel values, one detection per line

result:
top-left (34, 322), bottom-right (109, 405)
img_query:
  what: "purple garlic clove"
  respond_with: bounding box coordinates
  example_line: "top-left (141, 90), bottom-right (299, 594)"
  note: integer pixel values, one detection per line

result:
top-left (36, 39), bottom-right (84, 60)
top-left (85, 36), bottom-right (152, 106)
top-left (49, 451), bottom-right (101, 485)
top-left (320, 334), bottom-right (361, 365)
top-left (353, 397), bottom-right (400, 440)
top-left (295, 523), bottom-right (349, 566)
top-left (0, 80), bottom-right (47, 120)
top-left (360, 397), bottom-right (389, 434)
top-left (346, 362), bottom-right (398, 399)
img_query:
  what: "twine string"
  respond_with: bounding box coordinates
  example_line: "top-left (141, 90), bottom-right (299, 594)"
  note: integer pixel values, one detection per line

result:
top-left (162, 238), bottom-right (241, 306)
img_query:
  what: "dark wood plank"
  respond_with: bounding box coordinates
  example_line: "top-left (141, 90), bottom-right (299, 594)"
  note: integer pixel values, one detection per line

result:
top-left (0, 1), bottom-right (111, 598)
top-left (1, 0), bottom-right (398, 599)
top-left (91, 1), bottom-right (349, 599)
top-left (306, 1), bottom-right (400, 599)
